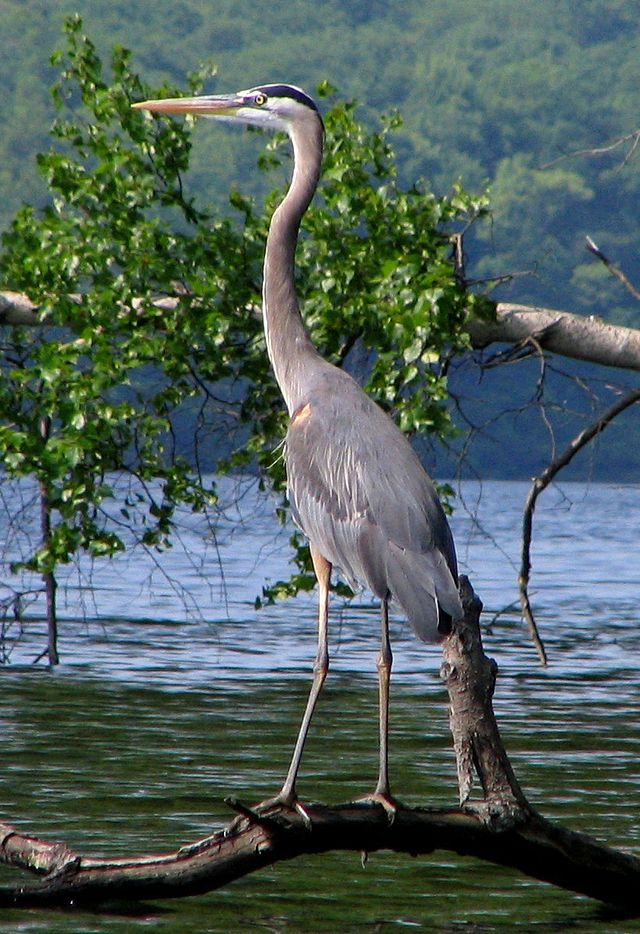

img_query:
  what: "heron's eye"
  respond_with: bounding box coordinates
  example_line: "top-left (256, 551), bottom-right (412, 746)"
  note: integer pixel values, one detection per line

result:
top-left (253, 92), bottom-right (268, 107)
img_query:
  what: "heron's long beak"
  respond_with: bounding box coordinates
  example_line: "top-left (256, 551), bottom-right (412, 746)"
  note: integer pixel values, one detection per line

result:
top-left (132, 94), bottom-right (243, 116)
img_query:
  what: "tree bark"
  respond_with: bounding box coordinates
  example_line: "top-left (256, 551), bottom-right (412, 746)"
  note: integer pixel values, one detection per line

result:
top-left (468, 301), bottom-right (640, 372)
top-left (2, 577), bottom-right (638, 910)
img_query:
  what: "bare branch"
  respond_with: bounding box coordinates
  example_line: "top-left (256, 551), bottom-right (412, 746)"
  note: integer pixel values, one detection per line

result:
top-left (541, 128), bottom-right (640, 169)
top-left (585, 236), bottom-right (640, 303)
top-left (3, 798), bottom-right (639, 910)
top-left (442, 579), bottom-right (529, 813)
top-left (519, 386), bottom-right (640, 663)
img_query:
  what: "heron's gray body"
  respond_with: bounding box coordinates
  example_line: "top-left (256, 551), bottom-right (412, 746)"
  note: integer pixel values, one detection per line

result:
top-left (285, 358), bottom-right (460, 642)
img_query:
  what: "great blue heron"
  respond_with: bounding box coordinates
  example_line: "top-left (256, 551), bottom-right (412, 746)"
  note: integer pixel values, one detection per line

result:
top-left (134, 84), bottom-right (462, 817)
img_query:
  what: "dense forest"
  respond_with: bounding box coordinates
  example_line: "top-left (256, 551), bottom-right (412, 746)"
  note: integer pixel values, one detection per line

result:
top-left (2, 0), bottom-right (639, 478)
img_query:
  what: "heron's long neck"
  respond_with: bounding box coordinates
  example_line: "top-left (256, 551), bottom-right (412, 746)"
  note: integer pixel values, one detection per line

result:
top-left (262, 118), bottom-right (324, 414)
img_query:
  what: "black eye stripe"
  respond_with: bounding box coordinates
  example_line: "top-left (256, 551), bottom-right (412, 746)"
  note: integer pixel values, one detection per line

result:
top-left (252, 84), bottom-right (319, 113)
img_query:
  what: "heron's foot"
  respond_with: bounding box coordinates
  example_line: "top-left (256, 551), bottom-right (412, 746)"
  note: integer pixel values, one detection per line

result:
top-left (226, 787), bottom-right (313, 832)
top-left (257, 788), bottom-right (314, 830)
top-left (355, 789), bottom-right (400, 824)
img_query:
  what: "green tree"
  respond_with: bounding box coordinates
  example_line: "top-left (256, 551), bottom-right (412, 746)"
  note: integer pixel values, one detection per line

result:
top-left (0, 17), bottom-right (487, 662)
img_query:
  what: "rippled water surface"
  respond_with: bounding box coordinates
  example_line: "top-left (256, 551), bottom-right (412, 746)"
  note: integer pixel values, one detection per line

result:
top-left (1, 480), bottom-right (639, 932)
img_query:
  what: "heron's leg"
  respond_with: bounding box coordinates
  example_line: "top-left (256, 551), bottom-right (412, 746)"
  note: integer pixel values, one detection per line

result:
top-left (374, 595), bottom-right (393, 799)
top-left (277, 547), bottom-right (331, 805)
top-left (355, 594), bottom-right (397, 820)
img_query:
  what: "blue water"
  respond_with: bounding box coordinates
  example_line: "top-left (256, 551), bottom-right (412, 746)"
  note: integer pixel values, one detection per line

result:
top-left (1, 479), bottom-right (639, 931)
top-left (4, 478), bottom-right (637, 682)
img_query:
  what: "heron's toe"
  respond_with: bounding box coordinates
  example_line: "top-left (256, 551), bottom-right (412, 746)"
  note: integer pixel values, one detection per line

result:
top-left (355, 790), bottom-right (400, 824)
top-left (255, 790), bottom-right (313, 830)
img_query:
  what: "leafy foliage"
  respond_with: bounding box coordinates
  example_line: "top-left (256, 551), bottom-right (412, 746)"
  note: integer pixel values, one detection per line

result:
top-left (0, 18), bottom-right (486, 612)
top-left (0, 16), bottom-right (230, 571)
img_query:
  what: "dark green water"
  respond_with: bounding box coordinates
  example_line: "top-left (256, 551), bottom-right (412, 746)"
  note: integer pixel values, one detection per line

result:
top-left (1, 481), bottom-right (639, 931)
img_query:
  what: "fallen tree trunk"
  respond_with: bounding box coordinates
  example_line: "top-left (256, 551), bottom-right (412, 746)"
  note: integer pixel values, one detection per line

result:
top-left (1, 578), bottom-right (638, 910)
top-left (4, 289), bottom-right (640, 373)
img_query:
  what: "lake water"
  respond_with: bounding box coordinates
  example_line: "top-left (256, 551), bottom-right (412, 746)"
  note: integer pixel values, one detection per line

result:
top-left (1, 479), bottom-right (639, 932)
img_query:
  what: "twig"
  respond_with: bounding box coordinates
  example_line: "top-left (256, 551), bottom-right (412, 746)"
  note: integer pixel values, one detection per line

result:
top-left (541, 128), bottom-right (640, 169)
top-left (585, 236), bottom-right (640, 303)
top-left (478, 320), bottom-right (562, 369)
top-left (465, 268), bottom-right (536, 289)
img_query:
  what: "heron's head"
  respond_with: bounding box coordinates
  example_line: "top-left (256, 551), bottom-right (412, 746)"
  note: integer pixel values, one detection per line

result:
top-left (133, 83), bottom-right (322, 135)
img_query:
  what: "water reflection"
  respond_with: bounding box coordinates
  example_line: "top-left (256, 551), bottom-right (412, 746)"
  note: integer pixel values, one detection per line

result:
top-left (1, 480), bottom-right (639, 932)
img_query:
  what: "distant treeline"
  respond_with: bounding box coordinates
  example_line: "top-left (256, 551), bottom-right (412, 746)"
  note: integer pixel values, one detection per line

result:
top-left (2, 0), bottom-right (639, 480)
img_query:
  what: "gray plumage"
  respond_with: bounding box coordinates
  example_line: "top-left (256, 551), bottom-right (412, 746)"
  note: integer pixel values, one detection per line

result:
top-left (285, 362), bottom-right (462, 641)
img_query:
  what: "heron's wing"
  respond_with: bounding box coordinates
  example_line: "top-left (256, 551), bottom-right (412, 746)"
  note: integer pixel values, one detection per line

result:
top-left (348, 399), bottom-right (463, 636)
top-left (285, 392), bottom-right (375, 592)
top-left (285, 379), bottom-right (462, 640)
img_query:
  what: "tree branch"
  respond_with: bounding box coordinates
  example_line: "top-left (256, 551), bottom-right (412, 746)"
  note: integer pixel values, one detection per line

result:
top-left (0, 290), bottom-right (41, 325)
top-left (0, 291), bottom-right (182, 327)
top-left (585, 236), bottom-right (640, 303)
top-left (468, 302), bottom-right (640, 372)
top-left (2, 578), bottom-right (639, 910)
top-left (4, 288), bottom-right (640, 373)
top-left (2, 801), bottom-right (639, 910)
top-left (519, 386), bottom-right (640, 664)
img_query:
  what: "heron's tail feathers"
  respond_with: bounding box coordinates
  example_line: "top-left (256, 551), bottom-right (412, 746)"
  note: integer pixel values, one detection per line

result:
top-left (385, 542), bottom-right (462, 643)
